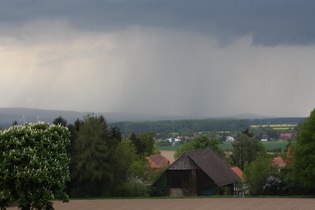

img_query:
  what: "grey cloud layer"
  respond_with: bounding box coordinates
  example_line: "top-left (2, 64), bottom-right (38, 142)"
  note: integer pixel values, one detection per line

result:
top-left (1, 1), bottom-right (315, 118)
top-left (1, 0), bottom-right (315, 46)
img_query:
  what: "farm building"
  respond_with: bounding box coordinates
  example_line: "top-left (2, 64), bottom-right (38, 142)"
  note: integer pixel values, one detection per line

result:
top-left (152, 148), bottom-right (238, 196)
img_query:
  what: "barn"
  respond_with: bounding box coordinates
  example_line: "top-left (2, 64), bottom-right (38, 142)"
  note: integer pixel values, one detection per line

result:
top-left (152, 148), bottom-right (238, 196)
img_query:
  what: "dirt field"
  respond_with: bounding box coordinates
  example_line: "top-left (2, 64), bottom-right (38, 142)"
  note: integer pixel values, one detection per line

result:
top-left (161, 150), bottom-right (175, 163)
top-left (7, 198), bottom-right (315, 210)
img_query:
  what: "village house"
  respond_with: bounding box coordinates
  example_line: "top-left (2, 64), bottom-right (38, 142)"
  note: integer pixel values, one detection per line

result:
top-left (279, 133), bottom-right (295, 141)
top-left (231, 167), bottom-right (246, 196)
top-left (231, 167), bottom-right (245, 182)
top-left (226, 136), bottom-right (235, 142)
top-left (273, 156), bottom-right (287, 170)
top-left (261, 134), bottom-right (269, 141)
top-left (146, 154), bottom-right (170, 169)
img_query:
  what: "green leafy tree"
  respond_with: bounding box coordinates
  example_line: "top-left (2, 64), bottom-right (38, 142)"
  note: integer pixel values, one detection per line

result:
top-left (0, 122), bottom-right (70, 210)
top-left (193, 136), bottom-right (221, 151)
top-left (138, 131), bottom-right (159, 155)
top-left (232, 130), bottom-right (267, 170)
top-left (65, 118), bottom-right (83, 195)
top-left (130, 132), bottom-right (159, 155)
top-left (251, 126), bottom-right (280, 140)
top-left (174, 135), bottom-right (222, 159)
top-left (158, 130), bottom-right (173, 139)
top-left (70, 114), bottom-right (111, 197)
top-left (264, 127), bottom-right (280, 140)
top-left (69, 114), bottom-right (149, 197)
top-left (110, 140), bottom-right (148, 196)
top-left (110, 140), bottom-right (137, 188)
top-left (243, 155), bottom-right (276, 196)
top-left (156, 140), bottom-right (171, 146)
top-left (293, 108), bottom-right (315, 190)
top-left (178, 128), bottom-right (194, 137)
top-left (108, 126), bottom-right (123, 150)
top-left (174, 142), bottom-right (195, 159)
top-left (66, 119), bottom-right (82, 156)
top-left (129, 132), bottom-right (144, 154)
top-left (67, 118), bottom-right (83, 155)
top-left (53, 116), bottom-right (67, 127)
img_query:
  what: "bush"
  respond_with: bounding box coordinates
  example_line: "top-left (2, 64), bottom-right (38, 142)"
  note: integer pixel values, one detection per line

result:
top-left (149, 174), bottom-right (169, 197)
top-left (112, 177), bottom-right (148, 197)
top-left (244, 155), bottom-right (276, 196)
top-left (263, 176), bottom-right (284, 195)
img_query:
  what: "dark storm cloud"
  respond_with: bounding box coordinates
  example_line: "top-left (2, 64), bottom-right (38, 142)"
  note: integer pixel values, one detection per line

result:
top-left (1, 0), bottom-right (315, 46)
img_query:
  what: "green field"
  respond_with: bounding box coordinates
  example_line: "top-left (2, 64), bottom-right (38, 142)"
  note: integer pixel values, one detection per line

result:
top-left (158, 141), bottom-right (288, 152)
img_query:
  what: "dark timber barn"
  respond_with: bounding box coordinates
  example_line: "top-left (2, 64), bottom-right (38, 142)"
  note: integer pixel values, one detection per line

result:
top-left (153, 148), bottom-right (238, 196)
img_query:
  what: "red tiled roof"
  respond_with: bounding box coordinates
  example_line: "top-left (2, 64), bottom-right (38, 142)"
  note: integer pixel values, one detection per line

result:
top-left (279, 133), bottom-right (294, 140)
top-left (146, 154), bottom-right (169, 169)
top-left (273, 157), bottom-right (286, 167)
top-left (231, 167), bottom-right (245, 181)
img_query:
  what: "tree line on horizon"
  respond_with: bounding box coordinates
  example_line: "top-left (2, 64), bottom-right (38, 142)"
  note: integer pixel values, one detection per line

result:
top-left (109, 117), bottom-right (305, 135)
top-left (110, 119), bottom-right (250, 135)
top-left (0, 111), bottom-right (305, 135)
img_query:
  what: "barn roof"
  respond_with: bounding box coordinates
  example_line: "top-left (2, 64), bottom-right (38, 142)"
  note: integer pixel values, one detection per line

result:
top-left (167, 148), bottom-right (238, 187)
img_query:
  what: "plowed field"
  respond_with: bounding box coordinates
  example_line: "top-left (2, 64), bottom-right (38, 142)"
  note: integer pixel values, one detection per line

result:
top-left (7, 198), bottom-right (315, 210)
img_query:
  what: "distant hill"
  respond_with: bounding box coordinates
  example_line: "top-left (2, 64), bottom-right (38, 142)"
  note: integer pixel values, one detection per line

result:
top-left (0, 107), bottom-right (307, 129)
top-left (0, 108), bottom-right (87, 127)
top-left (0, 107), bottom-right (203, 128)
top-left (227, 113), bottom-right (276, 119)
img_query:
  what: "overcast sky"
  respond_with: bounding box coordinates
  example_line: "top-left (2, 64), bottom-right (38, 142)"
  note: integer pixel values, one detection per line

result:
top-left (1, 0), bottom-right (315, 118)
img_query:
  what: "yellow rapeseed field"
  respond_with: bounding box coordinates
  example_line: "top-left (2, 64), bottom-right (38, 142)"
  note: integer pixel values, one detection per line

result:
top-left (250, 124), bottom-right (296, 130)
